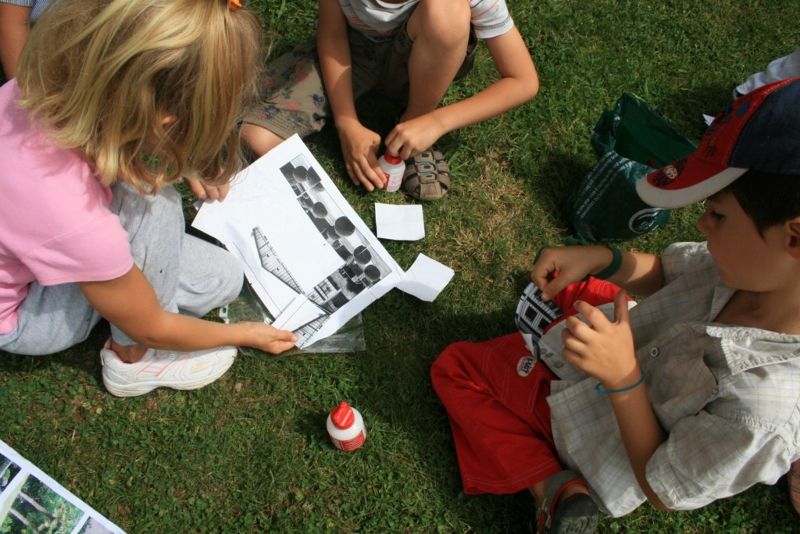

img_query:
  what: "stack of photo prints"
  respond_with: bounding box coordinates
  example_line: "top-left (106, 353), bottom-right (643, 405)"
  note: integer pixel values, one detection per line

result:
top-left (1, 439), bottom-right (124, 534)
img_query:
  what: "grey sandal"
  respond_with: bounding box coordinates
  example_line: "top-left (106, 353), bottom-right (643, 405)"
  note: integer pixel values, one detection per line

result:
top-left (536, 470), bottom-right (599, 534)
top-left (402, 147), bottom-right (450, 200)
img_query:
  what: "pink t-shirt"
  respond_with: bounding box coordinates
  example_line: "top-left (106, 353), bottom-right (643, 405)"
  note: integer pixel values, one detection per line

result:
top-left (0, 80), bottom-right (134, 334)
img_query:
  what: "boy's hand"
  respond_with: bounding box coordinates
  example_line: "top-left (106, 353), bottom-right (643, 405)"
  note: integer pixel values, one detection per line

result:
top-left (240, 322), bottom-right (298, 355)
top-left (184, 177), bottom-right (230, 202)
top-left (561, 290), bottom-right (639, 388)
top-left (337, 120), bottom-right (386, 191)
top-left (384, 114), bottom-right (445, 160)
top-left (532, 245), bottom-right (614, 300)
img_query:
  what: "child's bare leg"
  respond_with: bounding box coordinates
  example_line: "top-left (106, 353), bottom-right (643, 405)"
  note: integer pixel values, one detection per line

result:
top-left (790, 460), bottom-right (800, 515)
top-left (402, 0), bottom-right (470, 120)
top-left (241, 123), bottom-right (286, 158)
top-left (110, 340), bottom-right (148, 363)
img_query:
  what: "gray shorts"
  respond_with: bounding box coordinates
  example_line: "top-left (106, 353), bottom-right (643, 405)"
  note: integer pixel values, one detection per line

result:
top-left (0, 184), bottom-right (243, 356)
top-left (245, 22), bottom-right (477, 139)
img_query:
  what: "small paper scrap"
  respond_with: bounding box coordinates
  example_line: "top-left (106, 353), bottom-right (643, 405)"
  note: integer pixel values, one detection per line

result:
top-left (396, 254), bottom-right (454, 302)
top-left (375, 203), bottom-right (425, 241)
top-left (702, 114), bottom-right (715, 126)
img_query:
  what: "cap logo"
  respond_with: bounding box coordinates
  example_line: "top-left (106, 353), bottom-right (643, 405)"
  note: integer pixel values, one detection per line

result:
top-left (650, 157), bottom-right (687, 186)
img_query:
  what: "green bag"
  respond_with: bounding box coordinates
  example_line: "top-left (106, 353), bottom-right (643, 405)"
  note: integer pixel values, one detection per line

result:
top-left (566, 93), bottom-right (697, 242)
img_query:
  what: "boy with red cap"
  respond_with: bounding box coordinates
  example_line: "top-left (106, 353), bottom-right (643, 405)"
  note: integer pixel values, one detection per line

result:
top-left (431, 77), bottom-right (800, 532)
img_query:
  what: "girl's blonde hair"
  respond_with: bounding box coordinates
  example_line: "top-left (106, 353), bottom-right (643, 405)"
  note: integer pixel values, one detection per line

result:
top-left (16, 0), bottom-right (263, 192)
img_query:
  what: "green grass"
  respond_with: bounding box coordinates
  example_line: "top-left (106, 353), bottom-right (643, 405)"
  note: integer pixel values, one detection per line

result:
top-left (2, 1), bottom-right (800, 532)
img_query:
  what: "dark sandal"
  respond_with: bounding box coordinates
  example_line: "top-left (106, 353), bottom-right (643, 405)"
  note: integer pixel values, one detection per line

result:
top-left (402, 147), bottom-right (450, 201)
top-left (536, 470), bottom-right (599, 534)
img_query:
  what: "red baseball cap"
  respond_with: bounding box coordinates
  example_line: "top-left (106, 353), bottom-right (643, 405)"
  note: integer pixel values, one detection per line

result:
top-left (637, 77), bottom-right (800, 208)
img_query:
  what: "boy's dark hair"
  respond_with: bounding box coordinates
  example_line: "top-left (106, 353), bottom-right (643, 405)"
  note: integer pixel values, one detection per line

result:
top-left (728, 169), bottom-right (800, 234)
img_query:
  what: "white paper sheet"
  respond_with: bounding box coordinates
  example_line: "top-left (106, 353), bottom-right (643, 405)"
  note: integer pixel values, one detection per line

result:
top-left (374, 203), bottom-right (425, 241)
top-left (396, 254), bottom-right (455, 302)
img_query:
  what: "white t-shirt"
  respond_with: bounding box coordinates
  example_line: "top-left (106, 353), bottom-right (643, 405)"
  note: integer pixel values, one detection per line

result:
top-left (736, 48), bottom-right (800, 96)
top-left (337, 0), bottom-right (513, 41)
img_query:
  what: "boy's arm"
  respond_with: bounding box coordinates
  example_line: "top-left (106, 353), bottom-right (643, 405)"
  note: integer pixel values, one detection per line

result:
top-left (385, 27), bottom-right (538, 159)
top-left (532, 246), bottom-right (665, 301)
top-left (0, 4), bottom-right (32, 78)
top-left (317, 0), bottom-right (385, 191)
top-left (79, 266), bottom-right (297, 357)
top-left (564, 294), bottom-right (670, 510)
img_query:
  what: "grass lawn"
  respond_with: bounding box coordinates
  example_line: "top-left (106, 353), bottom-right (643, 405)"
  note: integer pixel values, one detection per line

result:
top-left (2, 0), bottom-right (800, 532)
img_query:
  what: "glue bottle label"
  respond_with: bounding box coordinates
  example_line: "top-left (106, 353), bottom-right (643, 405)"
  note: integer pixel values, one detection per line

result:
top-left (378, 153), bottom-right (405, 193)
top-left (326, 401), bottom-right (367, 452)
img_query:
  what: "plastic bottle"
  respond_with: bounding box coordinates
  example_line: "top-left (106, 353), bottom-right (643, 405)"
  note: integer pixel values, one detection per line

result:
top-left (326, 401), bottom-right (366, 451)
top-left (378, 153), bottom-right (405, 193)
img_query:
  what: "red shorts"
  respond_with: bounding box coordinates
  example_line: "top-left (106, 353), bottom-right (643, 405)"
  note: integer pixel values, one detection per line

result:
top-left (430, 277), bottom-right (621, 494)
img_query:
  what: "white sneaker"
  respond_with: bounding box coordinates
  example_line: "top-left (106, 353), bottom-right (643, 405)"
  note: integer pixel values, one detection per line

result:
top-left (100, 340), bottom-right (237, 397)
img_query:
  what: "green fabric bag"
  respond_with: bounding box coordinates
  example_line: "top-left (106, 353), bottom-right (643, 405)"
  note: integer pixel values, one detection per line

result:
top-left (566, 93), bottom-right (697, 242)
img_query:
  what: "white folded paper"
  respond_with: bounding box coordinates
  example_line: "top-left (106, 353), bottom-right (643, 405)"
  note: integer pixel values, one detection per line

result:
top-left (397, 254), bottom-right (454, 302)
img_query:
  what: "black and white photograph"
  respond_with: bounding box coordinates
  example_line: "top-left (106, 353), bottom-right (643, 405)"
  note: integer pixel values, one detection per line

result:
top-left (193, 135), bottom-right (404, 347)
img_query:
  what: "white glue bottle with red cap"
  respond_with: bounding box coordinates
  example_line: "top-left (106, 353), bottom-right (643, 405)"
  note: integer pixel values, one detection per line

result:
top-left (326, 401), bottom-right (366, 451)
top-left (378, 153), bottom-right (405, 193)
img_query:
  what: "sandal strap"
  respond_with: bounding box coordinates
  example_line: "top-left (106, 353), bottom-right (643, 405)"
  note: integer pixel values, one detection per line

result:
top-left (537, 470), bottom-right (589, 532)
top-left (402, 146), bottom-right (450, 200)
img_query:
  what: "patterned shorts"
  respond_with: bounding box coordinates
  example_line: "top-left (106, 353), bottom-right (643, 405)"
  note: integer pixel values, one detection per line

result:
top-left (244, 22), bottom-right (477, 139)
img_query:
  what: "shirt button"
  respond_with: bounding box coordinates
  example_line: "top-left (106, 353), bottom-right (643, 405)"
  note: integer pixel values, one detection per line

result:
top-left (649, 347), bottom-right (660, 358)
top-left (554, 361), bottom-right (564, 368)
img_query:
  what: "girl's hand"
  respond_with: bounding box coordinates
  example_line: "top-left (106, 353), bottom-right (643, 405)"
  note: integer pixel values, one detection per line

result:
top-left (384, 114), bottom-right (445, 160)
top-left (336, 120), bottom-right (386, 191)
top-left (531, 245), bottom-right (613, 301)
top-left (184, 176), bottom-right (230, 202)
top-left (240, 322), bottom-right (298, 355)
top-left (561, 290), bottom-right (639, 388)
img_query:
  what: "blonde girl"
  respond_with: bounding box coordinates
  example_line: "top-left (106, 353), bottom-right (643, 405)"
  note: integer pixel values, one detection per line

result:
top-left (0, 0), bottom-right (297, 396)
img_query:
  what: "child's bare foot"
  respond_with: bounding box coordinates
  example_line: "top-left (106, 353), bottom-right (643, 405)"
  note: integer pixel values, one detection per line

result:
top-left (790, 460), bottom-right (800, 515)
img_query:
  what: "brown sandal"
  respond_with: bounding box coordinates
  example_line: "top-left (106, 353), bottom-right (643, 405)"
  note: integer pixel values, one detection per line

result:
top-left (402, 147), bottom-right (450, 201)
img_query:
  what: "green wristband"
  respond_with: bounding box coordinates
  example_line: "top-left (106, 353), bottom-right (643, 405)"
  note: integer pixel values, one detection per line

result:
top-left (593, 246), bottom-right (622, 280)
top-left (595, 371), bottom-right (645, 396)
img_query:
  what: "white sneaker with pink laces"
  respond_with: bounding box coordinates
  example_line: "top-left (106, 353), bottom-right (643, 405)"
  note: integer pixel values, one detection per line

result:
top-left (100, 341), bottom-right (237, 397)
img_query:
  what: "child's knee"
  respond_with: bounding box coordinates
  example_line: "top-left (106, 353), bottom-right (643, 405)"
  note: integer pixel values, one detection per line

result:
top-left (431, 341), bottom-right (471, 387)
top-left (215, 252), bottom-right (245, 305)
top-left (241, 123), bottom-right (285, 158)
top-left (410, 0), bottom-right (471, 49)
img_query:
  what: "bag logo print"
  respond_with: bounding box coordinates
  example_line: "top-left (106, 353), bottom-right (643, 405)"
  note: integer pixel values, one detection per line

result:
top-left (628, 207), bottom-right (664, 234)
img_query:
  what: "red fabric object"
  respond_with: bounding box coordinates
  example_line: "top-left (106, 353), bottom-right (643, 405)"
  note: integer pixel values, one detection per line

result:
top-left (549, 276), bottom-right (626, 323)
top-left (431, 277), bottom-right (621, 495)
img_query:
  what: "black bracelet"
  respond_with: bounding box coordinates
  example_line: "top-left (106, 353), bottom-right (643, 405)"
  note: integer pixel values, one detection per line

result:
top-left (593, 246), bottom-right (622, 280)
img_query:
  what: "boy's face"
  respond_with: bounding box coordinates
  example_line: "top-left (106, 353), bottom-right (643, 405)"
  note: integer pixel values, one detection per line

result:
top-left (697, 191), bottom-right (793, 292)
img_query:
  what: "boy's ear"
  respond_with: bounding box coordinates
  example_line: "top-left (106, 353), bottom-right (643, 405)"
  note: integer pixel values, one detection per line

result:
top-left (785, 218), bottom-right (800, 259)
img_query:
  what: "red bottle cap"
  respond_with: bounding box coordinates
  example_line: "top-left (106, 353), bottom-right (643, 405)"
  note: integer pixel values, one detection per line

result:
top-left (331, 401), bottom-right (355, 429)
top-left (382, 153), bottom-right (402, 165)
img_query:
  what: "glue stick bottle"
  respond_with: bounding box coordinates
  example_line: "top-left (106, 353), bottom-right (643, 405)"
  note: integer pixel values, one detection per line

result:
top-left (326, 401), bottom-right (366, 451)
top-left (378, 153), bottom-right (405, 193)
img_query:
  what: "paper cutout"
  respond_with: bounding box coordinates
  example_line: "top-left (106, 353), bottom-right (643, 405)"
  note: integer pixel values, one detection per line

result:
top-left (397, 254), bottom-right (454, 302)
top-left (375, 203), bottom-right (425, 241)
